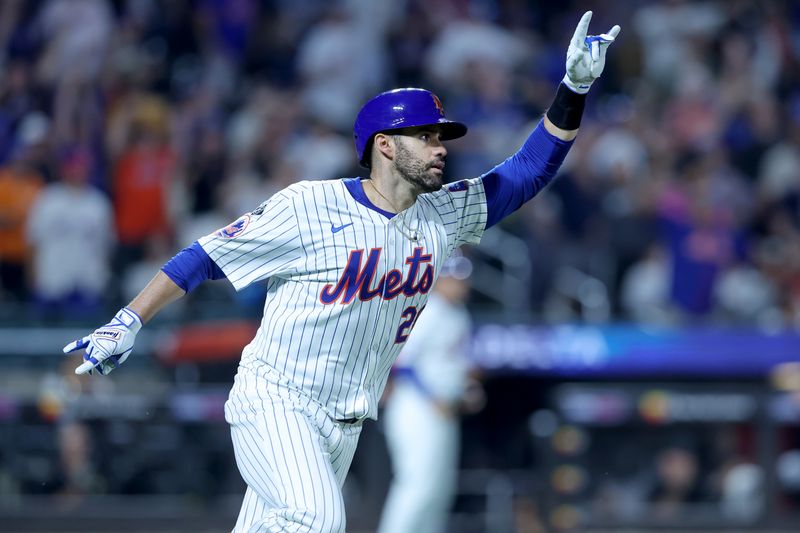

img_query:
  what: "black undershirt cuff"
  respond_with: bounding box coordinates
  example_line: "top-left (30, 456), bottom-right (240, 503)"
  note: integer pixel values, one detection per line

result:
top-left (545, 82), bottom-right (587, 131)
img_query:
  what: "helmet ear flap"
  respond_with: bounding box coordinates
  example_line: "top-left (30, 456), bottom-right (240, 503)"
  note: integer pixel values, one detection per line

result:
top-left (353, 88), bottom-right (467, 169)
top-left (359, 135), bottom-right (381, 169)
top-left (360, 139), bottom-right (374, 168)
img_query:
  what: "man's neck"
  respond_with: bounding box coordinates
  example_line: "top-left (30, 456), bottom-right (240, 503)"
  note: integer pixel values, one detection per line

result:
top-left (363, 175), bottom-right (418, 213)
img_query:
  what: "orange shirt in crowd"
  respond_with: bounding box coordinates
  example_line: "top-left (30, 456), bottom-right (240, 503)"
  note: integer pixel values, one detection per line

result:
top-left (113, 143), bottom-right (176, 246)
top-left (0, 167), bottom-right (44, 262)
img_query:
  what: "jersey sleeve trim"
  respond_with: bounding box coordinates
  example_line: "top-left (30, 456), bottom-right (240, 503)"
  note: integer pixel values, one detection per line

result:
top-left (161, 241), bottom-right (226, 293)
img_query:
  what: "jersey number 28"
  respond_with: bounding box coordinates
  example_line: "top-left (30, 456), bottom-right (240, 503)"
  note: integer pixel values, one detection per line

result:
top-left (394, 305), bottom-right (426, 344)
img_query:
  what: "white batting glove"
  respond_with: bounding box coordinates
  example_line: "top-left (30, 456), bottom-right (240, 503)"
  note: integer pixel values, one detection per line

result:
top-left (62, 307), bottom-right (143, 375)
top-left (563, 11), bottom-right (621, 94)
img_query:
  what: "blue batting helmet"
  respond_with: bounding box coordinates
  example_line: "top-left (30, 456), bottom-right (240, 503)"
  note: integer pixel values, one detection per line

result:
top-left (353, 88), bottom-right (468, 168)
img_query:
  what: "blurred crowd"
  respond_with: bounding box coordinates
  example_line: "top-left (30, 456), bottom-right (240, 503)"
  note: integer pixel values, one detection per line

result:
top-left (0, 0), bottom-right (799, 327)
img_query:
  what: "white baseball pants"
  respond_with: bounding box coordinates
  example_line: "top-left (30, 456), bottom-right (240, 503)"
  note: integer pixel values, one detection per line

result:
top-left (225, 367), bottom-right (362, 533)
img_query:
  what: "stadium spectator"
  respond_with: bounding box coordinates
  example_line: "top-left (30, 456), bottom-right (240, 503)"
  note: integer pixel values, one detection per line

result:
top-left (26, 146), bottom-right (114, 318)
top-left (110, 94), bottom-right (176, 265)
top-left (647, 444), bottom-right (705, 520)
top-left (296, 3), bottom-right (390, 131)
top-left (0, 134), bottom-right (46, 301)
top-left (656, 153), bottom-right (748, 319)
top-left (35, 0), bottom-right (113, 86)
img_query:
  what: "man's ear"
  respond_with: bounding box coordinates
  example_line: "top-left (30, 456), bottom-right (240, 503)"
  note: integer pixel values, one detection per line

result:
top-left (373, 133), bottom-right (395, 163)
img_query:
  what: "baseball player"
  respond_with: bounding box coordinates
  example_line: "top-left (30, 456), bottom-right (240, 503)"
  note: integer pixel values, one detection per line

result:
top-left (378, 253), bottom-right (477, 533)
top-left (63, 12), bottom-right (619, 533)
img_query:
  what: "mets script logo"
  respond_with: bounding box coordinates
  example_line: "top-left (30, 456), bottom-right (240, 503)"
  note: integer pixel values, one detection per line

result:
top-left (320, 247), bottom-right (434, 304)
top-left (216, 214), bottom-right (251, 238)
top-left (431, 94), bottom-right (445, 116)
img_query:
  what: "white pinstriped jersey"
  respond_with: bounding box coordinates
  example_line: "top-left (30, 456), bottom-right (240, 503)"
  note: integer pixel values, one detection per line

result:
top-left (198, 177), bottom-right (487, 421)
top-left (393, 293), bottom-right (472, 403)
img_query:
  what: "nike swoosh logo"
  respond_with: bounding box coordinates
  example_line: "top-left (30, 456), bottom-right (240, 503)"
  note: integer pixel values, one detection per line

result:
top-left (331, 222), bottom-right (354, 233)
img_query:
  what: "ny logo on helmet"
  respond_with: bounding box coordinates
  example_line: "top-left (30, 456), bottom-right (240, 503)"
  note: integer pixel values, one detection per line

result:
top-left (431, 94), bottom-right (445, 116)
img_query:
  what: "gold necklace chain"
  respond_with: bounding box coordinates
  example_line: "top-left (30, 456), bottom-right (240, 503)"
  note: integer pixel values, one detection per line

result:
top-left (365, 179), bottom-right (420, 242)
top-left (366, 179), bottom-right (403, 213)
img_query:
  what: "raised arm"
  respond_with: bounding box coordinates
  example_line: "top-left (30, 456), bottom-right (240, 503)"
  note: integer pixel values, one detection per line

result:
top-left (482, 11), bottom-right (620, 227)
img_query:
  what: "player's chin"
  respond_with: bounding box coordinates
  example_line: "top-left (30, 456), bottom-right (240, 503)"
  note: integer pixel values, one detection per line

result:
top-left (420, 172), bottom-right (444, 193)
top-left (427, 166), bottom-right (445, 187)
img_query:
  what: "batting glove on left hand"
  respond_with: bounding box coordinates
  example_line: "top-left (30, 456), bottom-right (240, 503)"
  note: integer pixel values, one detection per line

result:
top-left (63, 307), bottom-right (143, 375)
top-left (563, 11), bottom-right (621, 94)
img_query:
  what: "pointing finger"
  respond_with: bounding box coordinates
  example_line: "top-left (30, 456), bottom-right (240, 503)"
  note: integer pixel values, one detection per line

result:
top-left (76, 360), bottom-right (96, 375)
top-left (571, 11), bottom-right (593, 48)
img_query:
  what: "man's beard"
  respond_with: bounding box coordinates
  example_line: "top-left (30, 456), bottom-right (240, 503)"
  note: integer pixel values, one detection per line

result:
top-left (394, 139), bottom-right (443, 194)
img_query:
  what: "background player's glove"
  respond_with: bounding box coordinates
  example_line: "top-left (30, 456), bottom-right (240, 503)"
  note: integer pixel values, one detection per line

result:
top-left (62, 307), bottom-right (142, 375)
top-left (563, 11), bottom-right (621, 94)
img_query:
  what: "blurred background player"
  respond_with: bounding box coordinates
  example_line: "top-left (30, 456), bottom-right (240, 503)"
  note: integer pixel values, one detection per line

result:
top-left (378, 251), bottom-right (484, 533)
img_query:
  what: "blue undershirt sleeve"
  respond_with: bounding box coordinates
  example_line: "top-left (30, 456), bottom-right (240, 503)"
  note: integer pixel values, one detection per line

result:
top-left (482, 120), bottom-right (574, 228)
top-left (161, 241), bottom-right (226, 293)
